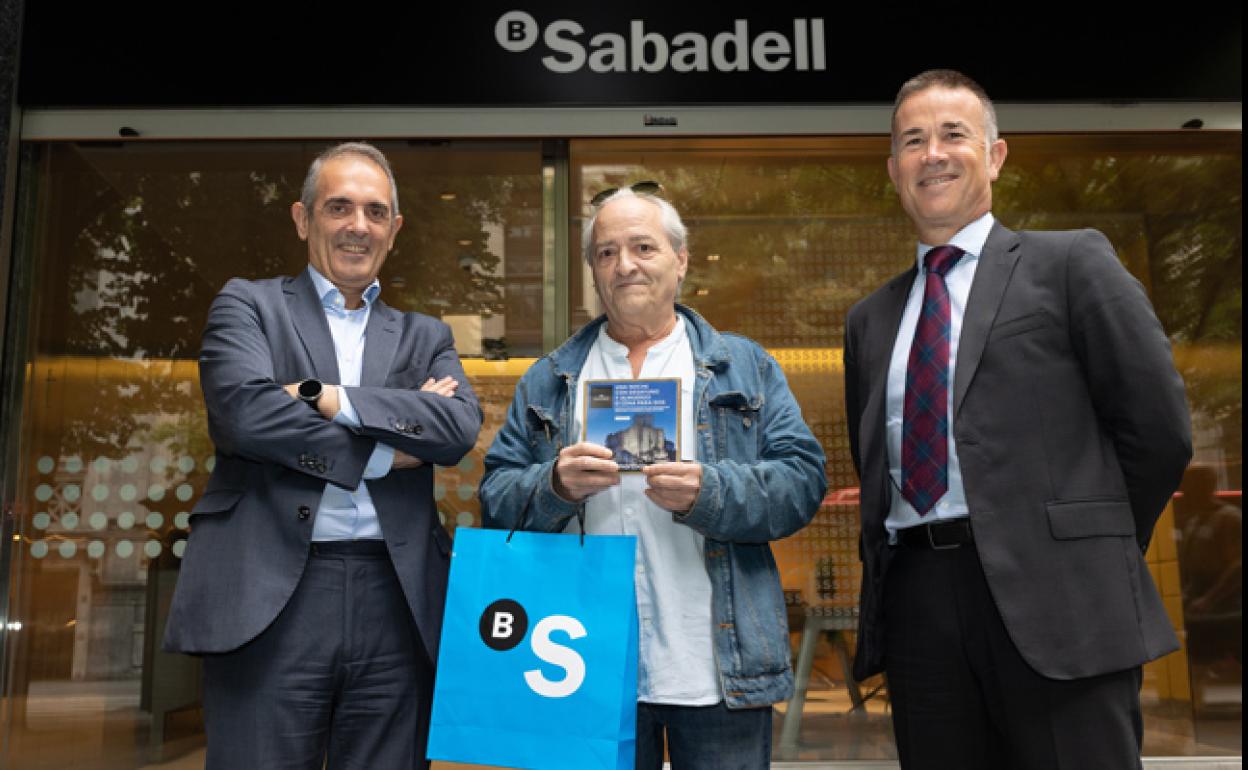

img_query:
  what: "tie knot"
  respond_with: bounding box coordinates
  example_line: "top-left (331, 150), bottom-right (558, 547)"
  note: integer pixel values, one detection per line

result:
top-left (924, 245), bottom-right (965, 277)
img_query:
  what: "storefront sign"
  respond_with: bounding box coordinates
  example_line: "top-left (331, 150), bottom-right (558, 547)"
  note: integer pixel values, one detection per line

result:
top-left (494, 12), bottom-right (826, 74)
top-left (18, 2), bottom-right (1241, 107)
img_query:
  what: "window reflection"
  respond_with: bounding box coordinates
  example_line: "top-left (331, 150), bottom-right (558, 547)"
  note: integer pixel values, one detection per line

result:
top-left (572, 134), bottom-right (1242, 760)
top-left (5, 141), bottom-right (544, 768)
top-left (1, 132), bottom-right (1240, 767)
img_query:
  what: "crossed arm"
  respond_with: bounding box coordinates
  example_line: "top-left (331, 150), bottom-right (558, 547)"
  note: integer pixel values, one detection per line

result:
top-left (281, 376), bottom-right (458, 469)
top-left (201, 279), bottom-right (480, 489)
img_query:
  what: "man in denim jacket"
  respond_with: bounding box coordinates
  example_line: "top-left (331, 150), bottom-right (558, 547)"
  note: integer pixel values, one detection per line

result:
top-left (480, 186), bottom-right (826, 770)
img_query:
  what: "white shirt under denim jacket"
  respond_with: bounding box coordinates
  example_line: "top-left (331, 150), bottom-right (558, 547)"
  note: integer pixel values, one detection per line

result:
top-left (480, 304), bottom-right (827, 709)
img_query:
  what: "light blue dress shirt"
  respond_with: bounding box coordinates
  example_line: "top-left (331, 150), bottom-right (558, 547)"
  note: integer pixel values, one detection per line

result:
top-left (884, 212), bottom-right (994, 539)
top-left (306, 266), bottom-right (395, 541)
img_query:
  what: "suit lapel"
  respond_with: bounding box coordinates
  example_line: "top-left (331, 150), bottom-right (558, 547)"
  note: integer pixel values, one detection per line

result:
top-left (954, 222), bottom-right (1022, 417)
top-left (361, 299), bottom-right (401, 387)
top-left (284, 270), bottom-right (341, 383)
top-left (860, 267), bottom-right (916, 502)
top-left (868, 268), bottom-right (917, 404)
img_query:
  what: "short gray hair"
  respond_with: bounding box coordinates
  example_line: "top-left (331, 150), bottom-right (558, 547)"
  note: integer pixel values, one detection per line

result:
top-left (582, 188), bottom-right (688, 264)
top-left (300, 141), bottom-right (401, 218)
top-left (891, 69), bottom-right (998, 153)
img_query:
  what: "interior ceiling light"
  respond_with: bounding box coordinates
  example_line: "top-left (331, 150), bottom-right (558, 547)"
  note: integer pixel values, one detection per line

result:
top-left (439, 193), bottom-right (457, 201)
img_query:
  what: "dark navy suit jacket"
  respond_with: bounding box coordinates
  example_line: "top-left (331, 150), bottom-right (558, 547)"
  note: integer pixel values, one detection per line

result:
top-left (163, 269), bottom-right (481, 662)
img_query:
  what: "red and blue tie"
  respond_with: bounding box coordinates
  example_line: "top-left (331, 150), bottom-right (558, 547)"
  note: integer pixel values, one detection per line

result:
top-left (901, 245), bottom-right (965, 516)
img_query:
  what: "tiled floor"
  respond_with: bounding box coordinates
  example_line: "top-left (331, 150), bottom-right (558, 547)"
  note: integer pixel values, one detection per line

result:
top-left (6, 678), bottom-right (1239, 768)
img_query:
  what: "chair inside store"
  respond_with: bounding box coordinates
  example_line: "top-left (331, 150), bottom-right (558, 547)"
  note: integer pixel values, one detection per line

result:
top-left (776, 490), bottom-right (886, 758)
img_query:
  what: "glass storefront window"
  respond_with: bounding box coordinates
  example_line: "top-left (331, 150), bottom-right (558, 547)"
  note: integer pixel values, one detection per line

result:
top-left (571, 133), bottom-right (1241, 761)
top-left (0, 140), bottom-right (545, 768)
top-left (0, 130), bottom-right (1240, 767)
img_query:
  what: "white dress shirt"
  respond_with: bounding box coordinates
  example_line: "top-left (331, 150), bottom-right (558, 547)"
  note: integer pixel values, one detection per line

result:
top-left (884, 212), bottom-right (995, 538)
top-left (567, 317), bottom-right (721, 705)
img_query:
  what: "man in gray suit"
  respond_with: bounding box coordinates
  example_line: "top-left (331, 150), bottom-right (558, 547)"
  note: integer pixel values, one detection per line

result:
top-left (844, 71), bottom-right (1192, 769)
top-left (164, 142), bottom-right (482, 769)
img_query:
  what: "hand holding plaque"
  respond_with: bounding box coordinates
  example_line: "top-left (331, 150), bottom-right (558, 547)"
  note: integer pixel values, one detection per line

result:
top-left (642, 461), bottom-right (702, 513)
top-left (552, 443), bottom-right (620, 503)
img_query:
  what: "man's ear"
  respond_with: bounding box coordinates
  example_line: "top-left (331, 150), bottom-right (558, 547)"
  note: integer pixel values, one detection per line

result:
top-left (987, 138), bottom-right (1008, 182)
top-left (388, 214), bottom-right (404, 249)
top-left (292, 202), bottom-right (310, 240)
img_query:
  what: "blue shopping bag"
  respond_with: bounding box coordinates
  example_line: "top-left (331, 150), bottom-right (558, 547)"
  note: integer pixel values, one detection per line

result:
top-left (427, 527), bottom-right (638, 770)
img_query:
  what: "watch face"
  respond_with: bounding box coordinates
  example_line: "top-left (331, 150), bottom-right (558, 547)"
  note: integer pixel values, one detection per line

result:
top-left (298, 379), bottom-right (323, 401)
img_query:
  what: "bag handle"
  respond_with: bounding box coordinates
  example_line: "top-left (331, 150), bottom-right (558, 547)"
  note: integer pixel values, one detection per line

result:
top-left (506, 468), bottom-right (586, 546)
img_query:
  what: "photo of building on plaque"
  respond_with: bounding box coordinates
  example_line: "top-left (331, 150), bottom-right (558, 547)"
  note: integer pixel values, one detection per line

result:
top-left (583, 379), bottom-right (680, 470)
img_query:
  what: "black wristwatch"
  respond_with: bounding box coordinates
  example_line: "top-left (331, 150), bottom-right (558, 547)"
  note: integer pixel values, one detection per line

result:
top-left (297, 378), bottom-right (324, 405)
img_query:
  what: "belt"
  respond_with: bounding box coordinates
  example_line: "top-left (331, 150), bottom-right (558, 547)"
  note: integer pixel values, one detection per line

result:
top-left (895, 519), bottom-right (973, 550)
top-left (310, 539), bottom-right (389, 558)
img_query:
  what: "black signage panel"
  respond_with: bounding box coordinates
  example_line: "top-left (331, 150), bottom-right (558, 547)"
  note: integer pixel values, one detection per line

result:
top-left (19, 1), bottom-right (1242, 107)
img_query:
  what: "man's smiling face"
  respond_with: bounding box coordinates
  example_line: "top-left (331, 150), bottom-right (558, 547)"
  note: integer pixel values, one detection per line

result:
top-left (888, 85), bottom-right (1007, 244)
top-left (292, 155), bottom-right (403, 305)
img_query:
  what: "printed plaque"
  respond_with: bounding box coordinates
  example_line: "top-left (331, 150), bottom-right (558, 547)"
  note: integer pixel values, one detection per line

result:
top-left (582, 379), bottom-right (681, 471)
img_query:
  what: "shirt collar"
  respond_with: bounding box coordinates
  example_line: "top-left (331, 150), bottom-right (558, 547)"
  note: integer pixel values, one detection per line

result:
top-left (597, 315), bottom-right (687, 357)
top-left (915, 211), bottom-right (995, 271)
top-left (306, 264), bottom-right (380, 311)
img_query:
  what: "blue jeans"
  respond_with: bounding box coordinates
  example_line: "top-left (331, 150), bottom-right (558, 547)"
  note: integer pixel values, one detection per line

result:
top-left (636, 702), bottom-right (772, 770)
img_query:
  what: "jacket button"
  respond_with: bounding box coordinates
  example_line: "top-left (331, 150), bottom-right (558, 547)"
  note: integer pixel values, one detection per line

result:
top-left (297, 505), bottom-right (311, 520)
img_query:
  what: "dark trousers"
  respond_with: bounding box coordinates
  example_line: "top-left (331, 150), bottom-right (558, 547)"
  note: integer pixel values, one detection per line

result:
top-left (884, 539), bottom-right (1144, 770)
top-left (202, 541), bottom-right (433, 770)
top-left (636, 701), bottom-right (772, 770)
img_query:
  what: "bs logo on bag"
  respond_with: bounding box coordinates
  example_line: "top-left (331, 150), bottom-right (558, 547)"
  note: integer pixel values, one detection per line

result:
top-left (480, 598), bottom-right (587, 698)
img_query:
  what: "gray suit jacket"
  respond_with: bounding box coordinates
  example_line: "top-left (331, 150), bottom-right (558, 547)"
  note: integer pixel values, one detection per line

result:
top-left (163, 269), bottom-right (482, 661)
top-left (844, 222), bottom-right (1192, 681)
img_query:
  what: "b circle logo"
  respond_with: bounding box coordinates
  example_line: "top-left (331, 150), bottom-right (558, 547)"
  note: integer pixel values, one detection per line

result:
top-left (479, 599), bottom-right (528, 651)
top-left (477, 598), bottom-right (588, 698)
top-left (495, 11), bottom-right (538, 52)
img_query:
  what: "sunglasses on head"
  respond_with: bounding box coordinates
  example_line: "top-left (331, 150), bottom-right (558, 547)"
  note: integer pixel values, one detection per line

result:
top-left (589, 180), bottom-right (664, 207)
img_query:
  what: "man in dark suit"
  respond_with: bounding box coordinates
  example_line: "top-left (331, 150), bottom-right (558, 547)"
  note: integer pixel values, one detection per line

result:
top-left (164, 142), bottom-right (482, 769)
top-left (844, 71), bottom-right (1192, 769)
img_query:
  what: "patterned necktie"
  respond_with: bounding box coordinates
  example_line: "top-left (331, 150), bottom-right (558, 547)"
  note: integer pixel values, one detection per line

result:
top-left (901, 245), bottom-right (965, 516)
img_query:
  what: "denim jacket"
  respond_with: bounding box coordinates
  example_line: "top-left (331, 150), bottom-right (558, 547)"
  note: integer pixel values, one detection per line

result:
top-left (480, 305), bottom-right (827, 708)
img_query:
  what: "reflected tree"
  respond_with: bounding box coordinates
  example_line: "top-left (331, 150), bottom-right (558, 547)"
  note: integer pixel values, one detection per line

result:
top-left (589, 138), bottom-right (1241, 486)
top-left (32, 143), bottom-right (526, 466)
top-left (996, 145), bottom-right (1242, 487)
